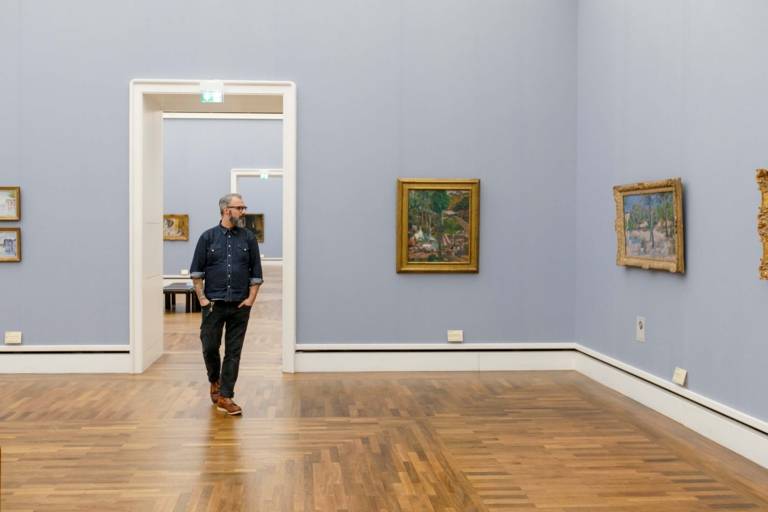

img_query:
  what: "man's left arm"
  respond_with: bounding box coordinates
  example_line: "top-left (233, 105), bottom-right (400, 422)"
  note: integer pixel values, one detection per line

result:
top-left (239, 236), bottom-right (263, 308)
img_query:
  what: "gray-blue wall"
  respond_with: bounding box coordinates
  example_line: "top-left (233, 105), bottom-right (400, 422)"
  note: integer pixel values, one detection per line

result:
top-left (163, 119), bottom-right (282, 275)
top-left (0, 0), bottom-right (578, 347)
top-left (576, 0), bottom-right (768, 420)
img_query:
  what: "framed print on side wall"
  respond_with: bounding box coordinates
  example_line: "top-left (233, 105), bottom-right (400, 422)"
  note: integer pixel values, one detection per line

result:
top-left (0, 187), bottom-right (21, 221)
top-left (0, 228), bottom-right (21, 262)
top-left (613, 178), bottom-right (685, 273)
top-left (757, 168), bottom-right (768, 279)
top-left (397, 178), bottom-right (480, 273)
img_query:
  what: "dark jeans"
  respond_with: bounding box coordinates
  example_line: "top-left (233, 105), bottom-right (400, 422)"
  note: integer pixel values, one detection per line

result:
top-left (200, 301), bottom-right (251, 398)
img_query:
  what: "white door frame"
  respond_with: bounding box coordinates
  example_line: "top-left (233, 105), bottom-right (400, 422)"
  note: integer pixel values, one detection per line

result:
top-left (128, 79), bottom-right (297, 373)
top-left (230, 168), bottom-right (284, 262)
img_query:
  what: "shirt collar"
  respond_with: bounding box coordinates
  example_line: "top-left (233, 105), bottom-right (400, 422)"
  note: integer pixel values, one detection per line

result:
top-left (218, 222), bottom-right (239, 234)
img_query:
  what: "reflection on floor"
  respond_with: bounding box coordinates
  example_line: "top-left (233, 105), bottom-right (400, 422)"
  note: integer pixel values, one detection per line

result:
top-left (2, 264), bottom-right (768, 511)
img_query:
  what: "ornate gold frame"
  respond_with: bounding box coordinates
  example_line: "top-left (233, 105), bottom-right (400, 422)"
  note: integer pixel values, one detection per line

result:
top-left (0, 227), bottom-right (21, 262)
top-left (613, 178), bottom-right (685, 273)
top-left (163, 214), bottom-right (189, 241)
top-left (0, 186), bottom-right (21, 221)
top-left (397, 178), bottom-right (480, 273)
top-left (757, 169), bottom-right (768, 279)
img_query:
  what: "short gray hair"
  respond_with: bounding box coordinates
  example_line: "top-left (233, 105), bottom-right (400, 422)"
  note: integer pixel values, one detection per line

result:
top-left (219, 193), bottom-right (242, 214)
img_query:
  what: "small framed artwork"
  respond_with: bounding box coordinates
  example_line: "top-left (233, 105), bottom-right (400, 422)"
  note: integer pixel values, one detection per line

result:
top-left (163, 214), bottom-right (189, 241)
top-left (757, 169), bottom-right (768, 280)
top-left (0, 187), bottom-right (21, 221)
top-left (397, 178), bottom-right (480, 273)
top-left (244, 213), bottom-right (265, 243)
top-left (613, 178), bottom-right (685, 273)
top-left (0, 228), bottom-right (21, 262)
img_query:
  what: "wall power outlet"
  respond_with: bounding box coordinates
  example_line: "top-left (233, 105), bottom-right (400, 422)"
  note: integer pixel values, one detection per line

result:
top-left (635, 316), bottom-right (646, 342)
top-left (4, 331), bottom-right (22, 345)
top-left (447, 330), bottom-right (464, 343)
top-left (672, 367), bottom-right (688, 386)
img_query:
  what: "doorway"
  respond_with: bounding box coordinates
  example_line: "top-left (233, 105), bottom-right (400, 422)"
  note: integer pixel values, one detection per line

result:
top-left (128, 80), bottom-right (296, 373)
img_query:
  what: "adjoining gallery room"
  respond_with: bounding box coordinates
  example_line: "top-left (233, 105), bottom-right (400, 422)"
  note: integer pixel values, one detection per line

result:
top-left (1, 1), bottom-right (768, 511)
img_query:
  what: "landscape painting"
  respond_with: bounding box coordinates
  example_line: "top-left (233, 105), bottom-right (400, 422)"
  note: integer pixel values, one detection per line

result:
top-left (397, 178), bottom-right (480, 273)
top-left (614, 178), bottom-right (685, 273)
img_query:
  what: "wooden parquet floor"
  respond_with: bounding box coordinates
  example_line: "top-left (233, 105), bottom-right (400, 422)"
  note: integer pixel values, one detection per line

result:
top-left (2, 266), bottom-right (767, 511)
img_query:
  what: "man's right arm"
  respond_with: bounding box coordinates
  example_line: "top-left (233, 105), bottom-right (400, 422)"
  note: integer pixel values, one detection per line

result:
top-left (192, 277), bottom-right (209, 307)
top-left (190, 232), bottom-right (210, 307)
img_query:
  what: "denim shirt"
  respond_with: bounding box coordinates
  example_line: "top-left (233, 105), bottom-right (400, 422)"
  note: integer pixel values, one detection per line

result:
top-left (190, 223), bottom-right (263, 302)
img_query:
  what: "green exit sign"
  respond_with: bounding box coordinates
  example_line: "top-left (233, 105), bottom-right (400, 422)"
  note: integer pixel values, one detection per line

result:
top-left (200, 80), bottom-right (223, 103)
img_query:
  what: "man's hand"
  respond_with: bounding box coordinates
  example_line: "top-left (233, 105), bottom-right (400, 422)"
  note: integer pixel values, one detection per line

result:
top-left (199, 297), bottom-right (211, 307)
top-left (238, 298), bottom-right (254, 308)
top-left (238, 283), bottom-right (260, 308)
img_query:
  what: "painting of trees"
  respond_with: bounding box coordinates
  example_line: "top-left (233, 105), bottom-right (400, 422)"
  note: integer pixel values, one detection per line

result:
top-left (614, 178), bottom-right (685, 273)
top-left (406, 189), bottom-right (471, 262)
top-left (398, 178), bottom-right (480, 273)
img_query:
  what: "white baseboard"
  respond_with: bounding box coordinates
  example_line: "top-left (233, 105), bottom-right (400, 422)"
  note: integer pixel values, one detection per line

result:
top-left (0, 352), bottom-right (133, 373)
top-left (294, 349), bottom-right (575, 372)
top-left (295, 342), bottom-right (577, 351)
top-left (0, 345), bottom-right (130, 353)
top-left (294, 343), bottom-right (768, 469)
top-left (574, 351), bottom-right (768, 469)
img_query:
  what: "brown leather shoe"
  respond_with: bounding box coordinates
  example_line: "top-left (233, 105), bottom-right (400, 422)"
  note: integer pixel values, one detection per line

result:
top-left (209, 381), bottom-right (221, 404)
top-left (216, 397), bottom-right (242, 416)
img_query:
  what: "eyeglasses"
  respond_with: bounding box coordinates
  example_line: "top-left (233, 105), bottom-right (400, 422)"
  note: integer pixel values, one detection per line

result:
top-left (228, 206), bottom-right (248, 211)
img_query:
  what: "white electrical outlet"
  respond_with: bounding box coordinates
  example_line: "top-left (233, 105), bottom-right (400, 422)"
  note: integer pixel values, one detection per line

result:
top-left (180, 268), bottom-right (189, 275)
top-left (672, 367), bottom-right (688, 386)
top-left (4, 331), bottom-right (22, 345)
top-left (635, 316), bottom-right (646, 342)
top-left (447, 330), bottom-right (464, 343)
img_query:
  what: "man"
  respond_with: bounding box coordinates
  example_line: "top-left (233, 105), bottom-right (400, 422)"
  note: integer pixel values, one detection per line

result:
top-left (190, 193), bottom-right (262, 415)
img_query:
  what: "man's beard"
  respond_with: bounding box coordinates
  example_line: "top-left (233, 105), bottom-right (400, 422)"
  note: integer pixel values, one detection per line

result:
top-left (233, 216), bottom-right (246, 228)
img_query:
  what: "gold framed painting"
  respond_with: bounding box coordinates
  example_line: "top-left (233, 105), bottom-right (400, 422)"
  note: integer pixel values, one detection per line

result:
top-left (757, 169), bottom-right (768, 279)
top-left (614, 178), bottom-right (685, 273)
top-left (0, 186), bottom-right (21, 221)
top-left (397, 178), bottom-right (480, 273)
top-left (163, 214), bottom-right (189, 241)
top-left (0, 228), bottom-right (21, 262)
top-left (244, 213), bottom-right (265, 243)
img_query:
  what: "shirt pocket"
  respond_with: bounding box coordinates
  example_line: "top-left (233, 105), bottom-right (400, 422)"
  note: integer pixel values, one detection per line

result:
top-left (209, 239), bottom-right (226, 264)
top-left (235, 240), bottom-right (250, 264)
